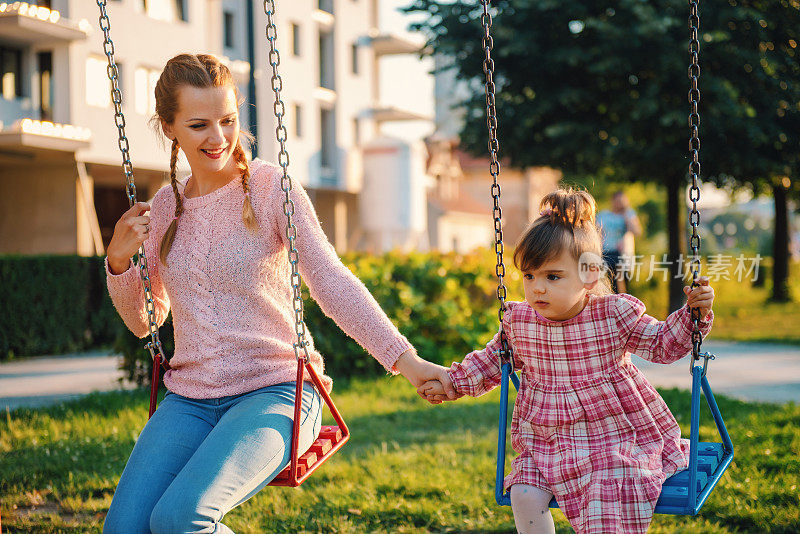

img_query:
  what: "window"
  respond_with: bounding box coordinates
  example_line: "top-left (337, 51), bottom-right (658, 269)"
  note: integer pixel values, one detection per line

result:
top-left (1, 46), bottom-right (22, 100)
top-left (139, 0), bottom-right (187, 22)
top-left (292, 23), bottom-right (301, 56)
top-left (135, 66), bottom-right (160, 115)
top-left (223, 11), bottom-right (235, 48)
top-left (320, 107), bottom-right (336, 180)
top-left (351, 43), bottom-right (359, 75)
top-left (86, 56), bottom-right (111, 108)
top-left (319, 31), bottom-right (335, 89)
top-left (352, 117), bottom-right (359, 145)
top-left (294, 104), bottom-right (303, 138)
top-left (37, 52), bottom-right (53, 120)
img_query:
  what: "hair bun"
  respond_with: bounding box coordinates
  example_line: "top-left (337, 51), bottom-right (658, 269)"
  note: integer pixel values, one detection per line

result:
top-left (538, 188), bottom-right (597, 229)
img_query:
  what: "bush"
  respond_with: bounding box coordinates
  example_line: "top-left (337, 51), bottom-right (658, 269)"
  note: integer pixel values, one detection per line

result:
top-left (116, 250), bottom-right (511, 383)
top-left (0, 255), bottom-right (124, 360)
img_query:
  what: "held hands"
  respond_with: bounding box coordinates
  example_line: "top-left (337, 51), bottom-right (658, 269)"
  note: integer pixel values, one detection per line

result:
top-left (683, 276), bottom-right (715, 320)
top-left (394, 350), bottom-right (459, 402)
top-left (417, 375), bottom-right (460, 405)
top-left (107, 202), bottom-right (151, 275)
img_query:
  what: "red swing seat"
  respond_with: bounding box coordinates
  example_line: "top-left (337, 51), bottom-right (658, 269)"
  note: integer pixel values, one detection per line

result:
top-left (268, 360), bottom-right (350, 486)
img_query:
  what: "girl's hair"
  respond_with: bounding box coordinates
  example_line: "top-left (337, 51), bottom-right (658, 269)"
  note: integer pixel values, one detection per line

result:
top-left (152, 53), bottom-right (257, 266)
top-left (513, 187), bottom-right (612, 296)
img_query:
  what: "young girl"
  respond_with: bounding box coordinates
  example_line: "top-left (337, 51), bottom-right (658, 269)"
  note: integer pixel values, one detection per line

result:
top-left (102, 54), bottom-right (455, 534)
top-left (419, 188), bottom-right (714, 534)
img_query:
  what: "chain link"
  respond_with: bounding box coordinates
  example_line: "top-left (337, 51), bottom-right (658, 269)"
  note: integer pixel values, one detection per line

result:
top-left (264, 0), bottom-right (310, 363)
top-left (688, 0), bottom-right (704, 368)
top-left (480, 0), bottom-right (512, 367)
top-left (96, 0), bottom-right (166, 365)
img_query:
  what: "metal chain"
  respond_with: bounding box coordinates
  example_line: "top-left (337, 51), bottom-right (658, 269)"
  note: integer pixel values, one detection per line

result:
top-left (688, 0), bottom-right (706, 370)
top-left (96, 0), bottom-right (165, 364)
top-left (264, 0), bottom-right (310, 363)
top-left (480, 0), bottom-right (511, 366)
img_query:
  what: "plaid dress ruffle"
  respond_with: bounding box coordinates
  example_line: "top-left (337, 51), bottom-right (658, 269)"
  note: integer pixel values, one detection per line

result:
top-left (448, 294), bottom-right (713, 533)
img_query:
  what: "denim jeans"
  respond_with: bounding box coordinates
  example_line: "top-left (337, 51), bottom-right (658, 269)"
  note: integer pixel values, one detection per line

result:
top-left (103, 381), bottom-right (322, 534)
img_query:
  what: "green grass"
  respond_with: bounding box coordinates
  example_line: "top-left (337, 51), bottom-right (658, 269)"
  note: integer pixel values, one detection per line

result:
top-left (1, 379), bottom-right (798, 533)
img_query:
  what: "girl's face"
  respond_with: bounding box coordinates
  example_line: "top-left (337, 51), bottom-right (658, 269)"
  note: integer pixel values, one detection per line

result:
top-left (162, 85), bottom-right (240, 180)
top-left (522, 249), bottom-right (597, 321)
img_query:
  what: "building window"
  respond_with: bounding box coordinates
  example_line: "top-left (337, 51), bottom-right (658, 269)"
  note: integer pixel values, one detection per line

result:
top-left (223, 11), bottom-right (235, 48)
top-left (318, 0), bottom-right (333, 14)
top-left (319, 31), bottom-right (335, 90)
top-left (320, 107), bottom-right (336, 182)
top-left (86, 56), bottom-right (111, 108)
top-left (351, 43), bottom-right (359, 75)
top-left (294, 104), bottom-right (302, 138)
top-left (37, 52), bottom-right (53, 120)
top-left (292, 23), bottom-right (301, 56)
top-left (135, 66), bottom-right (160, 115)
top-left (1, 46), bottom-right (22, 100)
top-left (352, 117), bottom-right (359, 145)
top-left (140, 0), bottom-right (187, 22)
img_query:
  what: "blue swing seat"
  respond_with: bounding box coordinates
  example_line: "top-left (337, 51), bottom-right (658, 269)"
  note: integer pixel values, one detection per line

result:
top-left (495, 362), bottom-right (733, 516)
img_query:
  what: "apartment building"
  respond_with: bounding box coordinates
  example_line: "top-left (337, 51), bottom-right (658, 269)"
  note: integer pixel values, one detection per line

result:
top-left (0, 0), bottom-right (434, 255)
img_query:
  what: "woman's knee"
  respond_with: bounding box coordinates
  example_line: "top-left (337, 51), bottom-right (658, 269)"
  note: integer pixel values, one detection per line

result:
top-left (149, 494), bottom-right (209, 534)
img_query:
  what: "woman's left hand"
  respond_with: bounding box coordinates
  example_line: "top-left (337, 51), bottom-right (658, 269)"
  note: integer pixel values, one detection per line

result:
top-left (394, 350), bottom-right (458, 400)
top-left (683, 276), bottom-right (714, 320)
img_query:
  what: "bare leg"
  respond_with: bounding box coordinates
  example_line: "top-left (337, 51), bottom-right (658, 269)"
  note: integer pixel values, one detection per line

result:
top-left (510, 484), bottom-right (556, 534)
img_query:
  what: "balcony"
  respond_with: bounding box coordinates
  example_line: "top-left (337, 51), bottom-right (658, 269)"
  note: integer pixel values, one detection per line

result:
top-left (0, 3), bottom-right (87, 45)
top-left (361, 31), bottom-right (427, 56)
top-left (360, 106), bottom-right (432, 123)
top-left (0, 118), bottom-right (91, 152)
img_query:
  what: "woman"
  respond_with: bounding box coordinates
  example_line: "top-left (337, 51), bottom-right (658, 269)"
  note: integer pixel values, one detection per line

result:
top-left (102, 53), bottom-right (454, 534)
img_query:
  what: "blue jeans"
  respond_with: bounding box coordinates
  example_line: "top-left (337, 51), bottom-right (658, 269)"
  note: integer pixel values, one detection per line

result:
top-left (103, 382), bottom-right (322, 534)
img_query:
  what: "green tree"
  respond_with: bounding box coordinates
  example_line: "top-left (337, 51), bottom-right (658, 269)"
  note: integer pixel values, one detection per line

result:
top-left (407, 0), bottom-right (800, 308)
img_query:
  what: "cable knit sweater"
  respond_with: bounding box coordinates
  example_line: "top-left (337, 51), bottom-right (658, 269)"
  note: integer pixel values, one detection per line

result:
top-left (106, 159), bottom-right (412, 399)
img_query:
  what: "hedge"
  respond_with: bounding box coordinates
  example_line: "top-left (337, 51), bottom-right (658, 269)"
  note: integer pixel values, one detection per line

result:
top-left (0, 255), bottom-right (123, 360)
top-left (1, 251), bottom-right (514, 381)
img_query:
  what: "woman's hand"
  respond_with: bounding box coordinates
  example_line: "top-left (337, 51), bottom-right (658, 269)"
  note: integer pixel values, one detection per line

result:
top-left (394, 350), bottom-right (458, 400)
top-left (683, 276), bottom-right (715, 320)
top-left (107, 202), bottom-right (151, 274)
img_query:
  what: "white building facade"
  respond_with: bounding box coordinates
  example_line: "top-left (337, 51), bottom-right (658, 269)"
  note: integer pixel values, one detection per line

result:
top-left (0, 0), bottom-right (434, 255)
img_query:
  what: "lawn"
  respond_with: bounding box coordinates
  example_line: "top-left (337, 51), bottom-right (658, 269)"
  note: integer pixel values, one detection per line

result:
top-left (1, 378), bottom-right (798, 533)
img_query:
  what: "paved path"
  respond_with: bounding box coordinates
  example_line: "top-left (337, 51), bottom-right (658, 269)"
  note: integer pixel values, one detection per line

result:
top-left (1, 341), bottom-right (799, 411)
top-left (0, 351), bottom-right (136, 410)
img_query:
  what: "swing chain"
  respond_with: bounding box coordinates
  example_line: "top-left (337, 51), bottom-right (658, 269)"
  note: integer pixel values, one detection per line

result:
top-left (97, 0), bottom-right (166, 366)
top-left (480, 0), bottom-right (513, 368)
top-left (687, 0), bottom-right (705, 374)
top-left (264, 0), bottom-right (310, 364)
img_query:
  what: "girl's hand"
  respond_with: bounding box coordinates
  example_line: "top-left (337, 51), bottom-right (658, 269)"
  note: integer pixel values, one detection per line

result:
top-left (107, 202), bottom-right (151, 274)
top-left (394, 350), bottom-right (458, 400)
top-left (683, 276), bottom-right (714, 320)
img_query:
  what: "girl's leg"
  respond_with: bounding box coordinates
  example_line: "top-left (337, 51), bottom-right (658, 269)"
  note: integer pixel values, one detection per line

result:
top-left (103, 392), bottom-right (216, 533)
top-left (149, 382), bottom-right (321, 534)
top-left (510, 484), bottom-right (556, 534)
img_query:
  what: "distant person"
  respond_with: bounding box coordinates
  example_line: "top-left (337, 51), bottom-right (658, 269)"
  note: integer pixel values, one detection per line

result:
top-left (597, 190), bottom-right (643, 293)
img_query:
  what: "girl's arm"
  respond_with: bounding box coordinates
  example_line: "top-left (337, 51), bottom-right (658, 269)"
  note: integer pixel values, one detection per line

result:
top-left (615, 292), bottom-right (713, 365)
top-left (105, 190), bottom-right (171, 338)
top-left (273, 173), bottom-right (414, 375)
top-left (446, 305), bottom-right (517, 397)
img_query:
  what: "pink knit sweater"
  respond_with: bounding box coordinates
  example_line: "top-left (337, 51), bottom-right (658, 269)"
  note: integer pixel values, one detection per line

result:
top-left (106, 159), bottom-right (412, 399)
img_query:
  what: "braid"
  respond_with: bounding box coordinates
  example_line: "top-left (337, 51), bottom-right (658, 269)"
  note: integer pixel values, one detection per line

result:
top-left (159, 138), bottom-right (182, 266)
top-left (235, 140), bottom-right (258, 231)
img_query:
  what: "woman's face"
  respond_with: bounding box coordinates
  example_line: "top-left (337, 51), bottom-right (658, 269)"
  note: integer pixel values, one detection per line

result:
top-left (162, 85), bottom-right (240, 179)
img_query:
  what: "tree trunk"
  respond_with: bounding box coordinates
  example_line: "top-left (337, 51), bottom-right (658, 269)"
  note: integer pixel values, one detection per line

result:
top-left (771, 184), bottom-right (790, 302)
top-left (667, 179), bottom-right (687, 312)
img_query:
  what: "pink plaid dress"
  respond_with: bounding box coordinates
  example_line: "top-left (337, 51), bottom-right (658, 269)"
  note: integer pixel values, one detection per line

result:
top-left (448, 294), bottom-right (713, 533)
